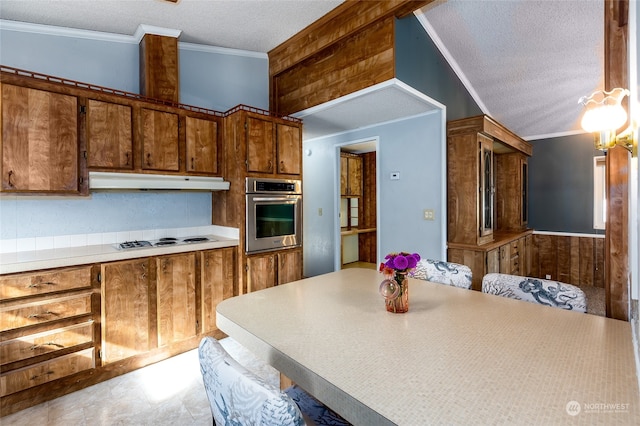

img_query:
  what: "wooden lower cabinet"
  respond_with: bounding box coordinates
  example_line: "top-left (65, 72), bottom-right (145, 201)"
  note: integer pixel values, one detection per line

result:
top-left (1, 348), bottom-right (94, 396)
top-left (200, 248), bottom-right (236, 334)
top-left (156, 253), bottom-right (196, 347)
top-left (100, 258), bottom-right (151, 363)
top-left (448, 231), bottom-right (532, 291)
top-left (0, 266), bottom-right (98, 403)
top-left (246, 248), bottom-right (302, 293)
top-left (1, 247), bottom-right (237, 416)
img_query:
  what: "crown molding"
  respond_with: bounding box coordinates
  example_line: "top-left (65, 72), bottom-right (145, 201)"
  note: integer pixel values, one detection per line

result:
top-left (133, 24), bottom-right (182, 43)
top-left (0, 19), bottom-right (134, 44)
top-left (523, 128), bottom-right (587, 141)
top-left (179, 42), bottom-right (267, 59)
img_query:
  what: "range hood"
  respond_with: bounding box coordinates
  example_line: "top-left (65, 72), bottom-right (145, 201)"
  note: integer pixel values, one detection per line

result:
top-left (89, 172), bottom-right (230, 191)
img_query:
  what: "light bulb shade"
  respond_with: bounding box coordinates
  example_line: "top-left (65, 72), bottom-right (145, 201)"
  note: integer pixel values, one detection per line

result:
top-left (579, 88), bottom-right (629, 133)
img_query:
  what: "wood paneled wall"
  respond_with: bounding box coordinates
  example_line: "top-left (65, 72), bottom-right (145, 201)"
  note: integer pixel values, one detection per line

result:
top-left (358, 152), bottom-right (377, 263)
top-left (268, 0), bottom-right (433, 115)
top-left (531, 234), bottom-right (605, 288)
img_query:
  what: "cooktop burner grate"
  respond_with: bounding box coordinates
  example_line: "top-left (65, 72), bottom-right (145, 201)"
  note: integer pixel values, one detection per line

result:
top-left (119, 240), bottom-right (152, 249)
top-left (183, 237), bottom-right (209, 243)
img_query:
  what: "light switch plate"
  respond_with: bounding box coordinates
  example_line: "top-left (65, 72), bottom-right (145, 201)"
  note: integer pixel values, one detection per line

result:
top-left (390, 172), bottom-right (400, 180)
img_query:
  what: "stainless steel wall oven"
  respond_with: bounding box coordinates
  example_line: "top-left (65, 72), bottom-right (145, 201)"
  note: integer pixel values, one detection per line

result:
top-left (245, 177), bottom-right (302, 253)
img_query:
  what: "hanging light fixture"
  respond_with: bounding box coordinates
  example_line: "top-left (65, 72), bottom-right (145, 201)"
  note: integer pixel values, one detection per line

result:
top-left (578, 88), bottom-right (637, 156)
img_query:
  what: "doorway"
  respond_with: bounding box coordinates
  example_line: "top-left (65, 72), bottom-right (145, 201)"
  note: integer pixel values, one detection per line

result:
top-left (337, 139), bottom-right (378, 271)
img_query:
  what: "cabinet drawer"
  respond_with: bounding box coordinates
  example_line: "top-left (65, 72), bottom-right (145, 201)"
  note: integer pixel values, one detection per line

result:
top-left (0, 322), bottom-right (93, 366)
top-left (0, 292), bottom-right (92, 332)
top-left (0, 347), bottom-right (94, 396)
top-left (0, 266), bottom-right (92, 301)
top-left (510, 240), bottom-right (519, 256)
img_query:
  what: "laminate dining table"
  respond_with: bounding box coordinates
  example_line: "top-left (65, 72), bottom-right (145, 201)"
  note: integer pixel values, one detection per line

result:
top-left (216, 268), bottom-right (640, 425)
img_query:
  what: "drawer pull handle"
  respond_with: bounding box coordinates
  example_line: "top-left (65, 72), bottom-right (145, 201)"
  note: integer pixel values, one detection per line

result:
top-left (30, 342), bottom-right (65, 350)
top-left (30, 371), bottom-right (55, 381)
top-left (28, 281), bottom-right (55, 288)
top-left (28, 311), bottom-right (58, 319)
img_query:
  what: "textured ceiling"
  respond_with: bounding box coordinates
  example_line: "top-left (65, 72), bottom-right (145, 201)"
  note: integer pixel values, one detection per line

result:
top-left (0, 0), bottom-right (603, 140)
top-left (417, 0), bottom-right (603, 140)
top-left (0, 0), bottom-right (343, 52)
top-left (294, 79), bottom-right (442, 140)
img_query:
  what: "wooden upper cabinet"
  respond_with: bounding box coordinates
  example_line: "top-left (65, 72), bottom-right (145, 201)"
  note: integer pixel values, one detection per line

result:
top-left (496, 153), bottom-right (528, 232)
top-left (276, 123), bottom-right (301, 175)
top-left (246, 116), bottom-right (275, 174)
top-left (156, 253), bottom-right (196, 347)
top-left (87, 99), bottom-right (133, 170)
top-left (101, 258), bottom-right (151, 363)
top-left (1, 83), bottom-right (81, 193)
top-left (185, 116), bottom-right (218, 175)
top-left (341, 154), bottom-right (362, 197)
top-left (141, 108), bottom-right (179, 172)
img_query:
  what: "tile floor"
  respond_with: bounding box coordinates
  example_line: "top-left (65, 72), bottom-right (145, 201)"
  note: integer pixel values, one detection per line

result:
top-left (1, 338), bottom-right (279, 426)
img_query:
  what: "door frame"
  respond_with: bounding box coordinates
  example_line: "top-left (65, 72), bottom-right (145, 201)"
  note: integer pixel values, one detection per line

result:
top-left (334, 137), bottom-right (380, 271)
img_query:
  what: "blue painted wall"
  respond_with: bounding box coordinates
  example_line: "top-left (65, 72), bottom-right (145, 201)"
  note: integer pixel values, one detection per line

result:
top-left (528, 134), bottom-right (604, 234)
top-left (0, 21), bottom-right (268, 240)
top-left (303, 112), bottom-right (445, 277)
top-left (395, 15), bottom-right (482, 120)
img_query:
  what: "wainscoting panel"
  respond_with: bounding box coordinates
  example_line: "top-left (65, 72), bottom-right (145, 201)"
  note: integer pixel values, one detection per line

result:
top-left (531, 234), bottom-right (605, 288)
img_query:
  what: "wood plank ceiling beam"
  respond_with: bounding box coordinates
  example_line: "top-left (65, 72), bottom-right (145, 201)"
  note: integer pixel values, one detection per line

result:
top-left (268, 0), bottom-right (433, 114)
top-left (604, 0), bottom-right (630, 320)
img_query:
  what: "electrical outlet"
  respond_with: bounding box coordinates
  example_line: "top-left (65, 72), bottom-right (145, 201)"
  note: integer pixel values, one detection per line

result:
top-left (545, 274), bottom-right (551, 279)
top-left (318, 208), bottom-right (323, 216)
top-left (423, 209), bottom-right (435, 221)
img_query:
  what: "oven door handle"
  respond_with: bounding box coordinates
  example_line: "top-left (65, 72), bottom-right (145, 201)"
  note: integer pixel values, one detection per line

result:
top-left (250, 197), bottom-right (298, 202)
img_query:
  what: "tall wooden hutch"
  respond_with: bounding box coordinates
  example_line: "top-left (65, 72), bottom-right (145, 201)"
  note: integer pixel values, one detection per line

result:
top-left (447, 115), bottom-right (533, 291)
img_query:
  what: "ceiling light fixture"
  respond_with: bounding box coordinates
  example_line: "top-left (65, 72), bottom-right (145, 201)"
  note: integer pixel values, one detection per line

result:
top-left (579, 88), bottom-right (637, 157)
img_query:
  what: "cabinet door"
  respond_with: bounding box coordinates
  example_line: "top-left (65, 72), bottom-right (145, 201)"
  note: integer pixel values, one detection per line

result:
top-left (101, 259), bottom-right (150, 363)
top-left (478, 135), bottom-right (494, 241)
top-left (276, 123), bottom-right (301, 175)
top-left (1, 84), bottom-right (79, 193)
top-left (348, 156), bottom-right (362, 197)
top-left (201, 248), bottom-right (236, 333)
top-left (87, 99), bottom-right (133, 169)
top-left (498, 244), bottom-right (511, 274)
top-left (156, 253), bottom-right (196, 347)
top-left (340, 156), bottom-right (348, 196)
top-left (486, 248), bottom-right (500, 274)
top-left (247, 254), bottom-right (276, 292)
top-left (186, 116), bottom-right (218, 174)
top-left (141, 108), bottom-right (179, 171)
top-left (277, 249), bottom-right (302, 285)
top-left (246, 117), bottom-right (274, 173)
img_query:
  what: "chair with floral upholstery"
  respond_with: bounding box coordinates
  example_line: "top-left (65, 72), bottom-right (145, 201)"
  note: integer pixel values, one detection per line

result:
top-left (198, 337), bottom-right (350, 426)
top-left (410, 259), bottom-right (473, 289)
top-left (481, 273), bottom-right (587, 313)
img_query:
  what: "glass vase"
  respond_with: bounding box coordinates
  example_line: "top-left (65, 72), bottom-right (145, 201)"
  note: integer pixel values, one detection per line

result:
top-left (384, 272), bottom-right (409, 313)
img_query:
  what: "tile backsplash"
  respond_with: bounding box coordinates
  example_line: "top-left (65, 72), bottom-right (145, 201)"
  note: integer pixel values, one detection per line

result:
top-left (0, 225), bottom-right (239, 254)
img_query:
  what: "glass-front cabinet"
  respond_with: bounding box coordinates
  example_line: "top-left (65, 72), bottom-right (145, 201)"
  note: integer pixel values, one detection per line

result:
top-left (478, 134), bottom-right (494, 244)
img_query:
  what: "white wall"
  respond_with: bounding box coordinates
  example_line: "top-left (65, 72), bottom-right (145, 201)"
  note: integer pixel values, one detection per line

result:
top-left (303, 111), bottom-right (445, 277)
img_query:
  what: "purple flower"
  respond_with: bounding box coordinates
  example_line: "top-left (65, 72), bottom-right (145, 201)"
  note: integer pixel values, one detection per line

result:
top-left (393, 255), bottom-right (408, 270)
top-left (412, 253), bottom-right (421, 262)
top-left (406, 254), bottom-right (418, 269)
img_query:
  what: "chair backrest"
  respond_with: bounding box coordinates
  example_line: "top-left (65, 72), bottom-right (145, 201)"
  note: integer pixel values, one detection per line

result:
top-left (481, 273), bottom-right (587, 313)
top-left (410, 259), bottom-right (473, 289)
top-left (198, 337), bottom-right (305, 426)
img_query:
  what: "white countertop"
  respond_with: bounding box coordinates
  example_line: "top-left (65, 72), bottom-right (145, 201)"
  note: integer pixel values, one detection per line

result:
top-left (217, 268), bottom-right (640, 425)
top-left (0, 235), bottom-right (238, 274)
